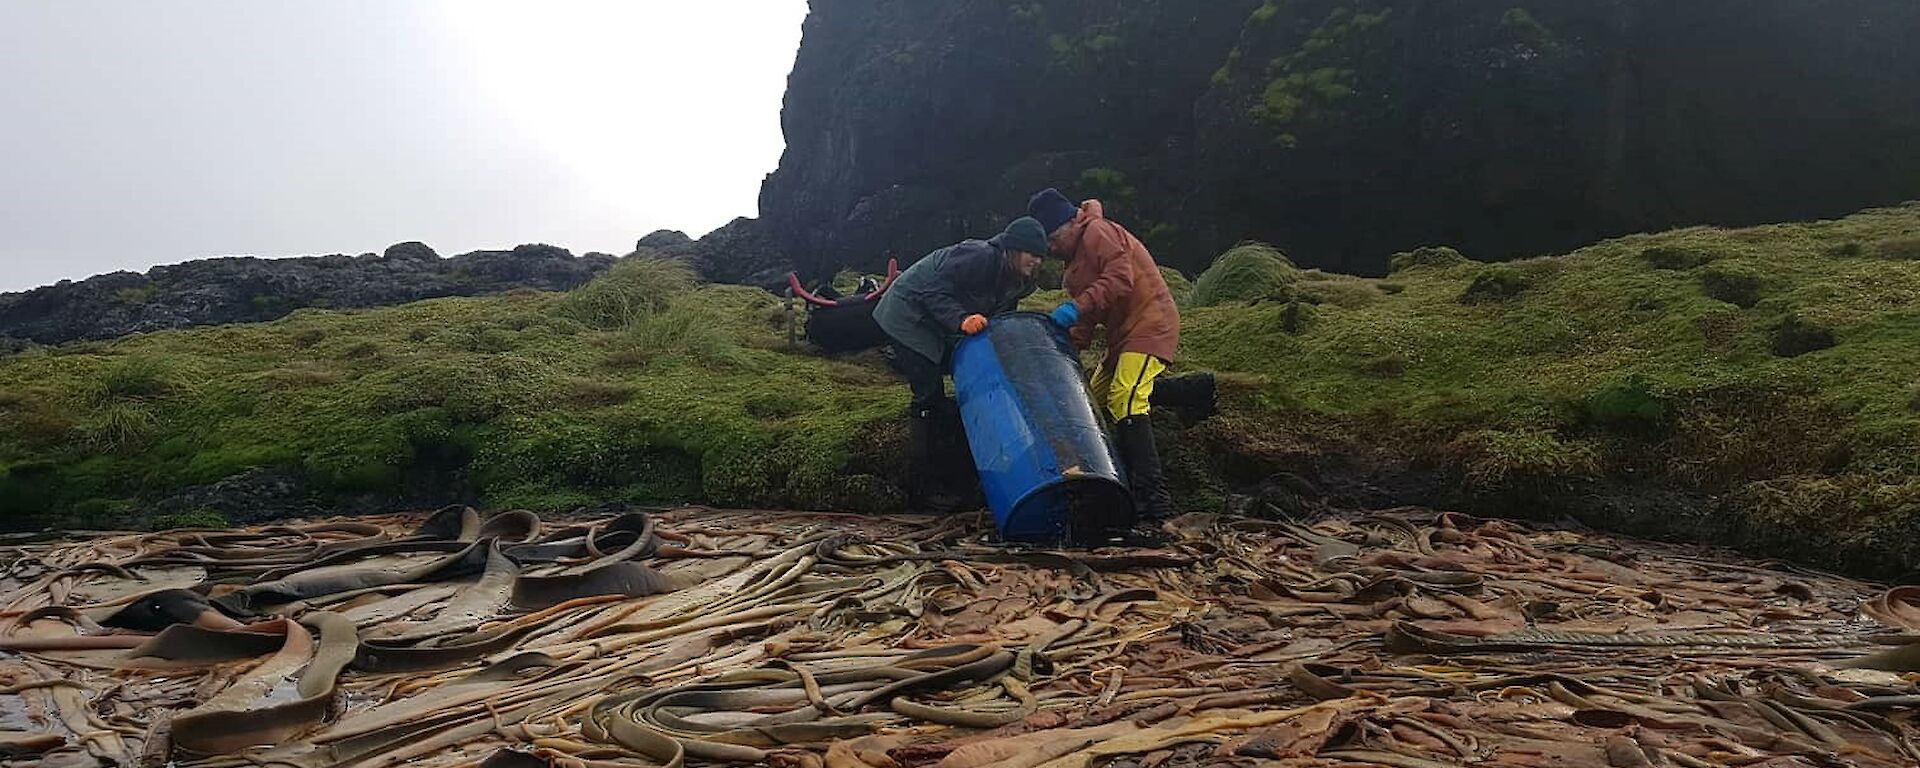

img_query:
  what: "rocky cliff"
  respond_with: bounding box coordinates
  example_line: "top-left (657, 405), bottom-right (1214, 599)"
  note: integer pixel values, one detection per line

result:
top-left (0, 243), bottom-right (618, 347)
top-left (757, 0), bottom-right (1920, 278)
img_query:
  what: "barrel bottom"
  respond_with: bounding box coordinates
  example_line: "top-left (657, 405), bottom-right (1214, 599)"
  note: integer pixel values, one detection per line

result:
top-left (1000, 477), bottom-right (1132, 544)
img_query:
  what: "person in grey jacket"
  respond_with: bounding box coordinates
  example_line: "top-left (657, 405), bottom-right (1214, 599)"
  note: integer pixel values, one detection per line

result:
top-left (872, 216), bottom-right (1047, 512)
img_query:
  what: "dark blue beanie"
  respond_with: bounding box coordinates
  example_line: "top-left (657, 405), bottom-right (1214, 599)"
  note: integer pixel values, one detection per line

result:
top-left (1027, 188), bottom-right (1079, 234)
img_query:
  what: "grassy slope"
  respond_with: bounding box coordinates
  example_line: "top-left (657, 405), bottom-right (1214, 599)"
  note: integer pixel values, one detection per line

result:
top-left (1175, 204), bottom-right (1920, 573)
top-left (4, 205), bottom-right (1920, 573)
top-left (0, 264), bottom-right (909, 527)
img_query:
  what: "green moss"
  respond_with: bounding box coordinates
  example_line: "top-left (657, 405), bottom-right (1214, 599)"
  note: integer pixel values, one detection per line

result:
top-left (1190, 243), bottom-right (1298, 307)
top-left (1585, 377), bottom-right (1669, 433)
top-left (1641, 245), bottom-right (1719, 270)
top-left (1448, 428), bottom-right (1601, 485)
top-left (1294, 274), bottom-right (1383, 308)
top-left (1459, 266), bottom-right (1526, 304)
top-left (1699, 262), bottom-right (1765, 307)
top-left (1390, 247), bottom-right (1470, 273)
top-left (1159, 266), bottom-right (1193, 306)
top-left (148, 509), bottom-right (229, 530)
top-left (1872, 236), bottom-right (1920, 261)
top-left (1279, 300), bottom-right (1315, 334)
top-left (1359, 354), bottom-right (1406, 378)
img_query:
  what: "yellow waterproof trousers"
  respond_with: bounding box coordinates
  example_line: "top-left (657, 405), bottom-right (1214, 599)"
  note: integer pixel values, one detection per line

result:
top-left (1089, 352), bottom-right (1167, 422)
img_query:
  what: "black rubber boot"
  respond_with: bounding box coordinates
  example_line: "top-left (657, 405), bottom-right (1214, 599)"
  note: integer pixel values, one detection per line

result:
top-left (1116, 415), bottom-right (1176, 522)
top-left (907, 411), bottom-right (968, 514)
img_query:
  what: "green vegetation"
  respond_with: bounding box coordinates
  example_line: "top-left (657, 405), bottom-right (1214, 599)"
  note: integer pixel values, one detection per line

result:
top-left (1699, 261), bottom-right (1765, 308)
top-left (1498, 8), bottom-right (1554, 50)
top-left (1159, 267), bottom-right (1193, 306)
top-left (8, 203), bottom-right (1920, 576)
top-left (1873, 236), bottom-right (1920, 261)
top-left (1076, 167), bottom-right (1136, 205)
top-left (1176, 202), bottom-right (1920, 575)
top-left (148, 509), bottom-right (229, 530)
top-left (1189, 243), bottom-right (1298, 307)
top-left (1049, 23), bottom-right (1126, 73)
top-left (0, 257), bottom-right (904, 527)
top-left (1251, 6), bottom-right (1392, 129)
top-left (1459, 266), bottom-right (1527, 304)
top-left (114, 283), bottom-right (160, 305)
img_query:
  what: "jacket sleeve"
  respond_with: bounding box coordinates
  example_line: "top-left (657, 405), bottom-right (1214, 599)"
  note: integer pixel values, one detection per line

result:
top-left (992, 278), bottom-right (1035, 315)
top-left (1069, 223), bottom-right (1135, 318)
top-left (912, 244), bottom-right (999, 332)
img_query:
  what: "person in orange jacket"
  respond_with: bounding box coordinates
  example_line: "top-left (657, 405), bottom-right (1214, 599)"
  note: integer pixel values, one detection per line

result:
top-left (1028, 188), bottom-right (1179, 521)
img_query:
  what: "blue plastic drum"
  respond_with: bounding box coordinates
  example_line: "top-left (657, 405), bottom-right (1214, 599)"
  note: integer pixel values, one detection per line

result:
top-left (950, 312), bottom-right (1132, 542)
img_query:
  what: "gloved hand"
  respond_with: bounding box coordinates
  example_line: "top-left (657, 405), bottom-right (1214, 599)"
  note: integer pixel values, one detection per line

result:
top-left (960, 314), bottom-right (989, 335)
top-left (1049, 301), bottom-right (1081, 328)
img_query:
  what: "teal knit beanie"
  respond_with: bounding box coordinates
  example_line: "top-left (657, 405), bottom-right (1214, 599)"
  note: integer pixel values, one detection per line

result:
top-left (992, 216), bottom-right (1051, 257)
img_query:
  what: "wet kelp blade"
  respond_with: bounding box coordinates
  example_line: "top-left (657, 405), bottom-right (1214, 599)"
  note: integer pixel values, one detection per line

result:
top-left (168, 613), bottom-right (356, 756)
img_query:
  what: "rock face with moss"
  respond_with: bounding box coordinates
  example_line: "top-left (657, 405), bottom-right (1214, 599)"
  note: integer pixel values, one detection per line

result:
top-left (759, 0), bottom-right (1920, 278)
top-left (0, 243), bottom-right (617, 347)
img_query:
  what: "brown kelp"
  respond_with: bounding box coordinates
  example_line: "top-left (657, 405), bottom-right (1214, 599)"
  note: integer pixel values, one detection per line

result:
top-left (2, 505), bottom-right (1918, 767)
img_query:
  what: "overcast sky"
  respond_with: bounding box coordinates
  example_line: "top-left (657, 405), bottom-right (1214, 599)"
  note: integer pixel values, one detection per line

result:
top-left (0, 1), bottom-right (808, 293)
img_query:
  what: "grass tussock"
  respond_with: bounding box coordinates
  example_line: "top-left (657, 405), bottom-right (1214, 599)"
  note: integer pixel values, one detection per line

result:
top-left (1189, 242), bottom-right (1298, 307)
top-left (557, 256), bottom-right (697, 330)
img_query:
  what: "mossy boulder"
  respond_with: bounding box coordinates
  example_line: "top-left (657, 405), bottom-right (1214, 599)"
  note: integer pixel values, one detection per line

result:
top-left (1190, 243), bottom-right (1298, 307)
top-left (1159, 266), bottom-right (1194, 305)
top-left (1459, 266), bottom-right (1526, 304)
top-left (1389, 247), bottom-right (1470, 273)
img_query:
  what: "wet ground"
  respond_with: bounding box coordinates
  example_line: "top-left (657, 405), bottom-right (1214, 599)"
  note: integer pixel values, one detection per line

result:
top-left (2, 506), bottom-right (1918, 767)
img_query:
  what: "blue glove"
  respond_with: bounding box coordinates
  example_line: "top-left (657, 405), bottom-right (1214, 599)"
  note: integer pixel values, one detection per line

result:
top-left (1049, 301), bottom-right (1080, 329)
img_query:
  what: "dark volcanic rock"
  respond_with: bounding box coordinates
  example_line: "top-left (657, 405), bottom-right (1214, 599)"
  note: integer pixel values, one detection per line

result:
top-left (637, 230), bottom-right (694, 249)
top-left (0, 243), bottom-right (617, 346)
top-left (383, 241), bottom-right (440, 261)
top-left (760, 0), bottom-right (1920, 278)
top-left (653, 218), bottom-right (793, 290)
top-left (146, 467), bottom-right (323, 526)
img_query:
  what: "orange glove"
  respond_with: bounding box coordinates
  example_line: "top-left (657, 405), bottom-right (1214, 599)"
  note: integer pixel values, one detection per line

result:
top-left (960, 314), bottom-right (989, 335)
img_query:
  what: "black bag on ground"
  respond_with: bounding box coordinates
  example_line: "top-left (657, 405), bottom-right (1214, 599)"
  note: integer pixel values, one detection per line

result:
top-left (805, 300), bottom-right (890, 353)
top-left (1151, 372), bottom-right (1217, 423)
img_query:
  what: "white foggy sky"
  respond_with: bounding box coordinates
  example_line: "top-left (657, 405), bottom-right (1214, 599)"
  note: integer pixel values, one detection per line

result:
top-left (0, 1), bottom-right (808, 293)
